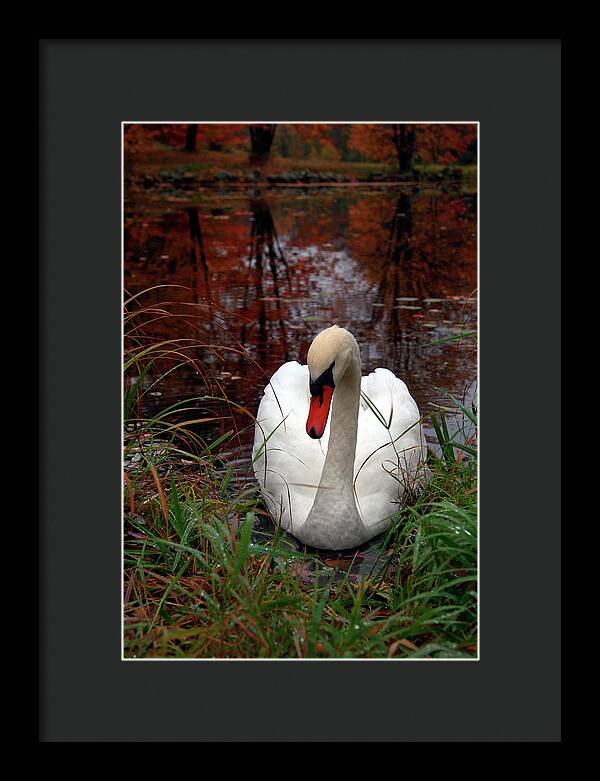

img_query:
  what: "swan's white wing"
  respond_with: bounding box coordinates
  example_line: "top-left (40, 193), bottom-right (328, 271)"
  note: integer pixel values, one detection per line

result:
top-left (354, 369), bottom-right (427, 532)
top-left (253, 363), bottom-right (427, 539)
top-left (252, 361), bottom-right (330, 537)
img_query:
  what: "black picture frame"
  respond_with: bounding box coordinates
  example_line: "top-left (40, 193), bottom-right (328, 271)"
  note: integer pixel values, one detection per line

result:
top-left (39, 38), bottom-right (561, 742)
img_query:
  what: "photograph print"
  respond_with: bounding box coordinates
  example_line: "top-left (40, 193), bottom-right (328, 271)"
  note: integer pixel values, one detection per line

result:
top-left (122, 122), bottom-right (478, 660)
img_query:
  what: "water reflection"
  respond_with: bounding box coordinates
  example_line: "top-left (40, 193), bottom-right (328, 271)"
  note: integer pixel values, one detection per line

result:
top-left (124, 185), bottom-right (477, 469)
top-left (248, 509), bottom-right (389, 586)
top-left (186, 207), bottom-right (210, 304)
top-left (240, 194), bottom-right (292, 365)
top-left (369, 193), bottom-right (415, 368)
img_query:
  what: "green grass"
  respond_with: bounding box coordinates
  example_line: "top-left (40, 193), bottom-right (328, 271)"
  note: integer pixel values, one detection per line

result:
top-left (123, 289), bottom-right (478, 659)
top-left (123, 452), bottom-right (477, 659)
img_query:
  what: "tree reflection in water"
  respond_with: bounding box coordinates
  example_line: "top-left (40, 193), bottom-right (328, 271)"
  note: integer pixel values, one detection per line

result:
top-left (186, 207), bottom-right (214, 339)
top-left (241, 193), bottom-right (292, 366)
top-left (370, 193), bottom-right (414, 369)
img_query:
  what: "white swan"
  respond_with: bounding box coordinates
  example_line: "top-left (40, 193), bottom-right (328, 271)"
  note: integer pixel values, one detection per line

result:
top-left (252, 325), bottom-right (428, 550)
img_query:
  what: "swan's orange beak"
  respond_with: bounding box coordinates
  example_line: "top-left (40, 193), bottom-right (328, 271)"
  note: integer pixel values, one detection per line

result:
top-left (306, 385), bottom-right (334, 439)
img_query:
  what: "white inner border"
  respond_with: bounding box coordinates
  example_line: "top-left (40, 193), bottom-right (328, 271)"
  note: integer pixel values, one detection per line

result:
top-left (121, 121), bottom-right (480, 662)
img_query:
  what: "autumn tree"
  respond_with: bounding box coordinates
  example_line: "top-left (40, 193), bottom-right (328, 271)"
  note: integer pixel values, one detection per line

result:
top-left (417, 124), bottom-right (476, 164)
top-left (392, 125), bottom-right (416, 173)
top-left (247, 123), bottom-right (338, 165)
top-left (349, 123), bottom-right (477, 171)
top-left (293, 125), bottom-right (341, 160)
top-left (349, 124), bottom-right (416, 174)
top-left (125, 123), bottom-right (249, 155)
top-left (185, 124), bottom-right (198, 153)
top-left (184, 124), bottom-right (247, 154)
top-left (123, 123), bottom-right (171, 154)
top-left (249, 125), bottom-right (277, 166)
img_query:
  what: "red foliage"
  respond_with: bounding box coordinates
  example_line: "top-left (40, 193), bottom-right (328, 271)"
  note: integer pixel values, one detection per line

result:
top-left (124, 123), bottom-right (248, 154)
top-left (124, 122), bottom-right (476, 167)
top-left (349, 123), bottom-right (476, 166)
top-left (417, 124), bottom-right (476, 164)
top-left (348, 124), bottom-right (398, 163)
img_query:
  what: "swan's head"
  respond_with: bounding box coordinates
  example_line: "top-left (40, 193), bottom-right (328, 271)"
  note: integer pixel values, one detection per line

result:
top-left (305, 325), bottom-right (360, 439)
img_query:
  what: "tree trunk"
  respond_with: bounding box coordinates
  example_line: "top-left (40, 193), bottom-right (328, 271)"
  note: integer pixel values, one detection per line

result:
top-left (185, 124), bottom-right (198, 153)
top-left (392, 124), bottom-right (416, 175)
top-left (431, 127), bottom-right (439, 164)
top-left (249, 125), bottom-right (277, 166)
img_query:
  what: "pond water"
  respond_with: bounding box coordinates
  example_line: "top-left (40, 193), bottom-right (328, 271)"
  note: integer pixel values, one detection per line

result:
top-left (125, 184), bottom-right (477, 573)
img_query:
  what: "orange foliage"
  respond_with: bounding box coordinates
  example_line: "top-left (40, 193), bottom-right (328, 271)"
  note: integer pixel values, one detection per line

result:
top-left (348, 124), bottom-right (399, 163)
top-left (417, 124), bottom-right (476, 164)
top-left (294, 125), bottom-right (340, 159)
top-left (349, 123), bottom-right (476, 166)
top-left (201, 124), bottom-right (248, 151)
top-left (124, 122), bottom-right (476, 166)
top-left (123, 124), bottom-right (164, 153)
top-left (124, 123), bottom-right (249, 154)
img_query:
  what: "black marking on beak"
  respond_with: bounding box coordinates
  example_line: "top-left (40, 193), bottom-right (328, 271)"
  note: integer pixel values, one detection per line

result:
top-left (309, 361), bottom-right (335, 403)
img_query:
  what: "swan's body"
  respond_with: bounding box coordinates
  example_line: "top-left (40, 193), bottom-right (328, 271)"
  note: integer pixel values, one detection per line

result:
top-left (252, 326), bottom-right (428, 550)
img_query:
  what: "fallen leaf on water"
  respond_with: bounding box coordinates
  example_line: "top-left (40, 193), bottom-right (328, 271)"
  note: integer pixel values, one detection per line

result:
top-left (388, 638), bottom-right (419, 657)
top-left (369, 609), bottom-right (392, 618)
top-left (323, 556), bottom-right (362, 570)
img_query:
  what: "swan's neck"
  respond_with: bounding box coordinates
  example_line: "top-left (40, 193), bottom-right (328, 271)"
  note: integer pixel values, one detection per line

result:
top-left (302, 351), bottom-right (366, 549)
top-left (321, 360), bottom-right (361, 489)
